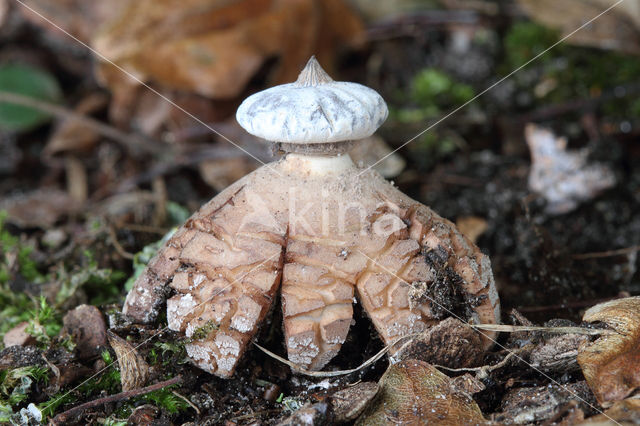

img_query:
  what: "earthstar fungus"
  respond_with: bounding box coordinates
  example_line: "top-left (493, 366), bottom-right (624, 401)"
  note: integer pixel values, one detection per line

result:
top-left (123, 57), bottom-right (501, 378)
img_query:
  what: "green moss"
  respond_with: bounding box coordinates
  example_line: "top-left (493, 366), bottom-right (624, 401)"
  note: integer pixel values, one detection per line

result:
top-left (393, 68), bottom-right (476, 124)
top-left (141, 386), bottom-right (188, 414)
top-left (149, 341), bottom-right (187, 366)
top-left (502, 21), bottom-right (640, 119)
top-left (502, 21), bottom-right (560, 71)
top-left (0, 211), bottom-right (47, 285)
top-left (125, 228), bottom-right (176, 292)
top-left (38, 350), bottom-right (121, 419)
top-left (55, 250), bottom-right (126, 306)
top-left (188, 320), bottom-right (218, 342)
top-left (0, 366), bottom-right (49, 422)
top-left (25, 296), bottom-right (63, 349)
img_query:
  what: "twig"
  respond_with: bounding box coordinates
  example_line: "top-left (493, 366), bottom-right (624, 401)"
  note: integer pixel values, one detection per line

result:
top-left (107, 225), bottom-right (135, 260)
top-left (436, 350), bottom-right (520, 375)
top-left (0, 91), bottom-right (160, 156)
top-left (118, 223), bottom-right (169, 235)
top-left (471, 323), bottom-right (615, 336)
top-left (172, 390), bottom-right (200, 415)
top-left (572, 245), bottom-right (640, 260)
top-left (51, 375), bottom-right (182, 425)
top-left (254, 333), bottom-right (419, 378)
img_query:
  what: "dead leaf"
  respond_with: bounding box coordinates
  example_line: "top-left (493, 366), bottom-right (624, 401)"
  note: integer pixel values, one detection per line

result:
top-left (580, 397), bottom-right (640, 424)
top-left (390, 317), bottom-right (484, 368)
top-left (356, 359), bottom-right (489, 425)
top-left (44, 93), bottom-right (108, 156)
top-left (19, 0), bottom-right (127, 43)
top-left (518, 0), bottom-right (640, 55)
top-left (349, 135), bottom-right (406, 178)
top-left (92, 0), bottom-right (363, 101)
top-left (331, 382), bottom-right (379, 422)
top-left (456, 216), bottom-right (488, 244)
top-left (0, 189), bottom-right (79, 228)
top-left (528, 324), bottom-right (589, 374)
top-left (577, 297), bottom-right (640, 406)
top-left (107, 331), bottom-right (149, 391)
top-left (496, 382), bottom-right (595, 424)
top-left (199, 157), bottom-right (256, 192)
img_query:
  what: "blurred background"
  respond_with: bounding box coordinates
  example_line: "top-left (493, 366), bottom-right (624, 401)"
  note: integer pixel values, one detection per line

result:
top-left (0, 0), bottom-right (639, 421)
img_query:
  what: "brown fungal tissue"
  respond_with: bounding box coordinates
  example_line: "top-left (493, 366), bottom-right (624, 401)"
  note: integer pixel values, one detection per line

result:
top-left (123, 57), bottom-right (501, 378)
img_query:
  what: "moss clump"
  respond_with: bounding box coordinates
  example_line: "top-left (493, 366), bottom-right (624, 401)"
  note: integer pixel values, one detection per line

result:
top-left (502, 21), bottom-right (640, 121)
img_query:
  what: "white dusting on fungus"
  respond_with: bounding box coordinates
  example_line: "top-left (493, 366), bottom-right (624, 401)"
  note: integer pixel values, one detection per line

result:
top-left (215, 355), bottom-right (236, 373)
top-left (215, 334), bottom-right (240, 357)
top-left (186, 343), bottom-right (210, 361)
top-left (231, 316), bottom-right (253, 333)
top-left (287, 335), bottom-right (319, 365)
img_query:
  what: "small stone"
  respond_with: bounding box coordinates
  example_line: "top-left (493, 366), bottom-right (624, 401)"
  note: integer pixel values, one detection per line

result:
top-left (41, 228), bottom-right (67, 249)
top-left (3, 321), bottom-right (35, 347)
top-left (62, 304), bottom-right (107, 360)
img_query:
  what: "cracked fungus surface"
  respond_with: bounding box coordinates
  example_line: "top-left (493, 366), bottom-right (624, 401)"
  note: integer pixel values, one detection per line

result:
top-left (123, 154), bottom-right (500, 378)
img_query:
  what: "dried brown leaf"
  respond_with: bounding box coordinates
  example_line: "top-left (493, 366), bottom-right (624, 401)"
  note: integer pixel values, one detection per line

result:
top-left (107, 331), bottom-right (149, 391)
top-left (356, 359), bottom-right (489, 425)
top-left (580, 397), bottom-right (640, 425)
top-left (45, 93), bottom-right (108, 156)
top-left (518, 0), bottom-right (640, 55)
top-left (349, 135), bottom-right (406, 178)
top-left (577, 297), bottom-right (640, 406)
top-left (92, 0), bottom-right (363, 101)
top-left (0, 189), bottom-right (79, 228)
top-left (331, 382), bottom-right (379, 422)
top-left (456, 216), bottom-right (488, 245)
top-left (391, 317), bottom-right (484, 368)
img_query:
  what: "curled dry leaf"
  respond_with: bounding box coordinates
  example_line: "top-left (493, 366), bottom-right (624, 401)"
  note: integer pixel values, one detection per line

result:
top-left (107, 331), bottom-right (149, 391)
top-left (495, 381), bottom-right (595, 424)
top-left (577, 296), bottom-right (640, 406)
top-left (528, 319), bottom-right (590, 375)
top-left (456, 216), bottom-right (488, 245)
top-left (390, 317), bottom-right (484, 368)
top-left (356, 359), bottom-right (488, 425)
top-left (331, 382), bottom-right (379, 422)
top-left (44, 93), bottom-right (108, 156)
top-left (349, 135), bottom-right (406, 178)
